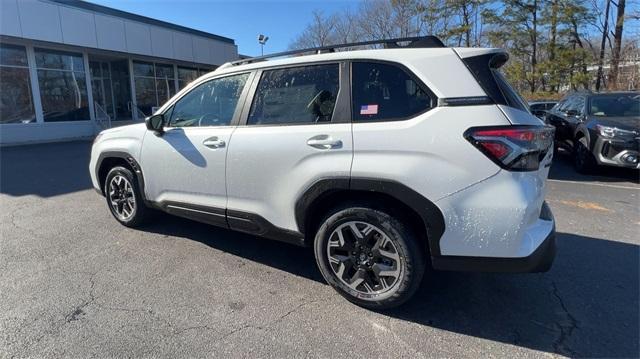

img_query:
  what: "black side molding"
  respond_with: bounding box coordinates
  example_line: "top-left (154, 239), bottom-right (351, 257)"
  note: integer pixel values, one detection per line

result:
top-left (438, 96), bottom-right (493, 107)
top-left (150, 201), bottom-right (305, 247)
top-left (227, 209), bottom-right (305, 246)
top-left (160, 201), bottom-right (228, 228)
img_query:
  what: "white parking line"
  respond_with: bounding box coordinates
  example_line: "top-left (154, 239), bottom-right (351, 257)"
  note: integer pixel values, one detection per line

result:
top-left (547, 179), bottom-right (640, 191)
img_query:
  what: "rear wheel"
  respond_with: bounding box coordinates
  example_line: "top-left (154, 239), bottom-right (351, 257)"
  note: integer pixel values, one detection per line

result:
top-left (104, 166), bottom-right (150, 227)
top-left (314, 206), bottom-right (425, 309)
top-left (574, 137), bottom-right (596, 174)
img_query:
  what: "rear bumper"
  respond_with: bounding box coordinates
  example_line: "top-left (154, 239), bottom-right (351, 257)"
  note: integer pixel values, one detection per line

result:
top-left (431, 202), bottom-right (556, 273)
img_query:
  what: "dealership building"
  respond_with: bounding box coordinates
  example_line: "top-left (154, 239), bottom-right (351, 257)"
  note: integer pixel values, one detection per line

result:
top-left (0, 0), bottom-right (238, 145)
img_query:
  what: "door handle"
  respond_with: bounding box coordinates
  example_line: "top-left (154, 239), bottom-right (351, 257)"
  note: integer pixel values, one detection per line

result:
top-left (307, 135), bottom-right (342, 149)
top-left (203, 137), bottom-right (226, 148)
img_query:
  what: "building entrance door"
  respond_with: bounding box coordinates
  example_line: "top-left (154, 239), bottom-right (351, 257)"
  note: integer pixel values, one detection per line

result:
top-left (89, 60), bottom-right (115, 121)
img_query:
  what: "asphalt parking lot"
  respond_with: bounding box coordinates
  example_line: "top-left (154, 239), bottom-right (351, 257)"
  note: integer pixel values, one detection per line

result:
top-left (1, 141), bottom-right (638, 358)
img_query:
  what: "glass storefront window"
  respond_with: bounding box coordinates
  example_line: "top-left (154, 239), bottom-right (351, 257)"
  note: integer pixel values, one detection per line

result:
top-left (0, 44), bottom-right (36, 124)
top-left (133, 61), bottom-right (176, 116)
top-left (155, 63), bottom-right (174, 79)
top-left (35, 48), bottom-right (84, 72)
top-left (1, 44), bottom-right (29, 67)
top-left (177, 66), bottom-right (198, 90)
top-left (35, 48), bottom-right (89, 122)
top-left (133, 61), bottom-right (154, 77)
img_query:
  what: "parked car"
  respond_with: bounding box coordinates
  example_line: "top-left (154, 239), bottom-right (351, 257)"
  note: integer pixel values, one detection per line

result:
top-left (90, 36), bottom-right (556, 309)
top-left (545, 91), bottom-right (639, 173)
top-left (529, 101), bottom-right (557, 119)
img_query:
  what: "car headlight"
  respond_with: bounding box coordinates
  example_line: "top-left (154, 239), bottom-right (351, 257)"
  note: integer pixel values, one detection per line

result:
top-left (596, 124), bottom-right (636, 139)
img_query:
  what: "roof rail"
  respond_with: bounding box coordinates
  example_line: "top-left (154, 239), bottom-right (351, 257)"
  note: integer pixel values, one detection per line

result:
top-left (230, 36), bottom-right (445, 66)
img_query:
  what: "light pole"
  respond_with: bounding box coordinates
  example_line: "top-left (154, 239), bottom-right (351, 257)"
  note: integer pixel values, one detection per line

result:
top-left (258, 34), bottom-right (269, 56)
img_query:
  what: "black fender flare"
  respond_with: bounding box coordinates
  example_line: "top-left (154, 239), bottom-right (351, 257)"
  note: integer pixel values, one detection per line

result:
top-left (294, 177), bottom-right (446, 256)
top-left (573, 125), bottom-right (592, 149)
top-left (95, 151), bottom-right (146, 200)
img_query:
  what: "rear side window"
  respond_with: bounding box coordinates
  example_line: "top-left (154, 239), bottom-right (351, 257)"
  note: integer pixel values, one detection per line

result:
top-left (352, 62), bottom-right (432, 122)
top-left (247, 64), bottom-right (339, 125)
top-left (492, 70), bottom-right (529, 113)
top-left (461, 53), bottom-right (529, 113)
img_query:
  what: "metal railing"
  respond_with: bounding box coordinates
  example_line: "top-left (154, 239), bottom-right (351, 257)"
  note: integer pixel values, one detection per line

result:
top-left (134, 106), bottom-right (148, 122)
top-left (94, 101), bottom-right (112, 130)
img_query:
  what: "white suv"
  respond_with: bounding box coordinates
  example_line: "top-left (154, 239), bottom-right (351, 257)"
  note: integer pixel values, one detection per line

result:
top-left (90, 37), bottom-right (556, 309)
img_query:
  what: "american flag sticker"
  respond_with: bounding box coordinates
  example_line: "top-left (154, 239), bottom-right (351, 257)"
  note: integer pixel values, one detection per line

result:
top-left (360, 104), bottom-right (378, 115)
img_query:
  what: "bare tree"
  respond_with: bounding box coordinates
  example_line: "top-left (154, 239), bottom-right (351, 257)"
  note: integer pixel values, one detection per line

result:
top-left (608, 0), bottom-right (626, 89)
top-left (289, 10), bottom-right (338, 49)
top-left (595, 0), bottom-right (612, 90)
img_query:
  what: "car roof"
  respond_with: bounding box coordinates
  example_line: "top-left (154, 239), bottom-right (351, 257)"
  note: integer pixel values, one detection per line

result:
top-left (210, 47), bottom-right (503, 76)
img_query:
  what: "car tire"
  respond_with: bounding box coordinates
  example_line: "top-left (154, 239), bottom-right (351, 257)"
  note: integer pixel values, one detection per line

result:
top-left (314, 205), bottom-right (425, 309)
top-left (574, 137), bottom-right (596, 174)
top-left (104, 166), bottom-right (150, 227)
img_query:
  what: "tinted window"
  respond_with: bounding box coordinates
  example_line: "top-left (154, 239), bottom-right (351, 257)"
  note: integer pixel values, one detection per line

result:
top-left (169, 73), bottom-right (249, 127)
top-left (589, 94), bottom-right (640, 117)
top-left (352, 62), bottom-right (431, 122)
top-left (530, 104), bottom-right (545, 111)
top-left (493, 70), bottom-right (529, 113)
top-left (248, 64), bottom-right (339, 125)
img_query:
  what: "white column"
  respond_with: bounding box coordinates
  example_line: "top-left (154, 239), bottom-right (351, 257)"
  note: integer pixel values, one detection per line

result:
top-left (173, 64), bottom-right (179, 94)
top-left (83, 52), bottom-right (96, 131)
top-left (128, 58), bottom-right (138, 121)
top-left (25, 45), bottom-right (44, 124)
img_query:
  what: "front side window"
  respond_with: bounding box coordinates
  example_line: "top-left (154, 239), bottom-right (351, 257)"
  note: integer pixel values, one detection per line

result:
top-left (589, 94), bottom-right (640, 117)
top-left (352, 62), bottom-right (432, 122)
top-left (35, 48), bottom-right (88, 122)
top-left (0, 44), bottom-right (35, 124)
top-left (247, 64), bottom-right (339, 125)
top-left (168, 73), bottom-right (249, 127)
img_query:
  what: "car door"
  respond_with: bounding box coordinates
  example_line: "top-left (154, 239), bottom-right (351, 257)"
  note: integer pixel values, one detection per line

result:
top-left (140, 72), bottom-right (253, 225)
top-left (225, 62), bottom-right (352, 234)
top-left (548, 96), bottom-right (574, 142)
top-left (566, 95), bottom-right (586, 133)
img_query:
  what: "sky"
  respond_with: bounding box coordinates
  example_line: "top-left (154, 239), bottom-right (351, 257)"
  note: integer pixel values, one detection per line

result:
top-left (90, 0), bottom-right (360, 57)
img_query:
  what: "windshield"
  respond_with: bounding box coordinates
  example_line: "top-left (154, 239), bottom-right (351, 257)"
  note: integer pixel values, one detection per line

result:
top-left (589, 93), bottom-right (640, 117)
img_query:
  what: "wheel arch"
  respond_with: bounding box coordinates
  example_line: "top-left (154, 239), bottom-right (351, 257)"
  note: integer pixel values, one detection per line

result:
top-left (295, 178), bottom-right (446, 256)
top-left (574, 126), bottom-right (591, 148)
top-left (96, 151), bottom-right (146, 198)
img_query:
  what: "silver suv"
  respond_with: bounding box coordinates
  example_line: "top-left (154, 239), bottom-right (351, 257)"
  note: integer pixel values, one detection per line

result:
top-left (90, 37), bottom-right (556, 309)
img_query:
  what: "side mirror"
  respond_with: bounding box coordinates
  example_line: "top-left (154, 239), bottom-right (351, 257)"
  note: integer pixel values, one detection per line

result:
top-left (565, 109), bottom-right (578, 117)
top-left (145, 114), bottom-right (165, 134)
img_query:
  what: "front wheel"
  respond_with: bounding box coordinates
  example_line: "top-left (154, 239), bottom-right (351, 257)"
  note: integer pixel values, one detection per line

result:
top-left (314, 206), bottom-right (425, 309)
top-left (104, 166), bottom-right (150, 227)
top-left (574, 137), bottom-right (597, 174)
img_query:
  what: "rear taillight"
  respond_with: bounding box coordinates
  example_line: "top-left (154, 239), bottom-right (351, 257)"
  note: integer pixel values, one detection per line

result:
top-left (464, 125), bottom-right (555, 171)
